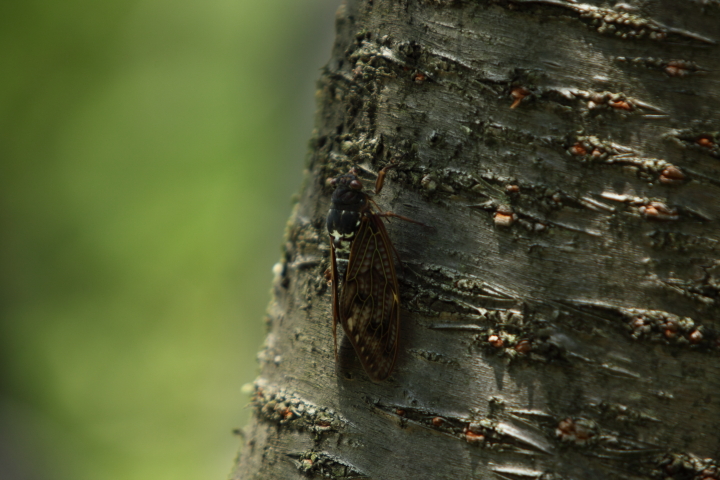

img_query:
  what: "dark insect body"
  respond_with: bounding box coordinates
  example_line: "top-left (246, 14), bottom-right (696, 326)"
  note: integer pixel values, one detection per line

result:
top-left (327, 167), bottom-right (421, 382)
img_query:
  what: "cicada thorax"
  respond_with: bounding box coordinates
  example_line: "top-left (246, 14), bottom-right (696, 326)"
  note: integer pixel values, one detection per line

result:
top-left (326, 174), bottom-right (370, 255)
top-left (326, 172), bottom-right (369, 294)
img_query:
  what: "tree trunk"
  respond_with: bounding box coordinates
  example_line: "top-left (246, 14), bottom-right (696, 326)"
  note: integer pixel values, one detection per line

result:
top-left (233, 1), bottom-right (720, 478)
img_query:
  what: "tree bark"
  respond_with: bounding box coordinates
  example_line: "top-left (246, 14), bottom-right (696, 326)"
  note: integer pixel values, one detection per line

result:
top-left (233, 1), bottom-right (720, 478)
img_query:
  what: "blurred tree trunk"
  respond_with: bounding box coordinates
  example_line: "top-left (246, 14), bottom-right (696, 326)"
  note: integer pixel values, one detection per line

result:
top-left (232, 0), bottom-right (720, 478)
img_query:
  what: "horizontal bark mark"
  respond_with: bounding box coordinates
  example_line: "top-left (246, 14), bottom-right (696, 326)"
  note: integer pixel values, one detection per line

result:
top-left (250, 379), bottom-right (347, 434)
top-left (496, 0), bottom-right (716, 45)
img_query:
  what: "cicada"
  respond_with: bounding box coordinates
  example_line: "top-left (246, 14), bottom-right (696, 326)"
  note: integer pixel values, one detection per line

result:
top-left (326, 167), bottom-right (422, 381)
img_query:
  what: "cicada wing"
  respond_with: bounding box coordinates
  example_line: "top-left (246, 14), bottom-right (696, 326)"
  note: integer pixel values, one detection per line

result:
top-left (329, 237), bottom-right (340, 363)
top-left (339, 214), bottom-right (400, 381)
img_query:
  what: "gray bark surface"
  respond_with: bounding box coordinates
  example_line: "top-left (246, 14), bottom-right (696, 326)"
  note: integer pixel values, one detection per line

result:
top-left (233, 1), bottom-right (720, 479)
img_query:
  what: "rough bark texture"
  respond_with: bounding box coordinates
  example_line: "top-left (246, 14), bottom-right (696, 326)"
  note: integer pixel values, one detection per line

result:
top-left (233, 1), bottom-right (720, 479)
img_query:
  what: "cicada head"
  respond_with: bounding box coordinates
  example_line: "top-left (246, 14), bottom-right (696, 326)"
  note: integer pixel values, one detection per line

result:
top-left (330, 172), bottom-right (365, 204)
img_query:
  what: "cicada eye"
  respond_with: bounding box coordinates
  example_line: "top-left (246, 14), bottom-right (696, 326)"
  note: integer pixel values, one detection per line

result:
top-left (350, 179), bottom-right (363, 190)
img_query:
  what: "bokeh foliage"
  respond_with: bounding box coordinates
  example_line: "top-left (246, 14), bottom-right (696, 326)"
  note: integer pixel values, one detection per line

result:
top-left (0, 1), bottom-right (336, 479)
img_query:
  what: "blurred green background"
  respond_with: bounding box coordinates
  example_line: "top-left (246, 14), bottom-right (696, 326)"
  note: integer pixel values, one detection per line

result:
top-left (0, 1), bottom-right (336, 479)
